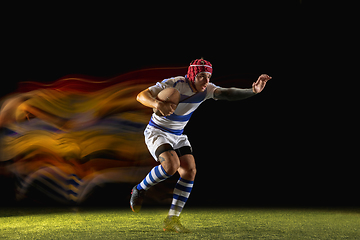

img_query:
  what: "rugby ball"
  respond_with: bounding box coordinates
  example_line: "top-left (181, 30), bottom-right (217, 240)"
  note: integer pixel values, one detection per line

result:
top-left (153, 88), bottom-right (180, 116)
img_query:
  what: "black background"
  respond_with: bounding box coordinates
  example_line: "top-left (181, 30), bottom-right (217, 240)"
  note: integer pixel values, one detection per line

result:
top-left (1, 1), bottom-right (356, 207)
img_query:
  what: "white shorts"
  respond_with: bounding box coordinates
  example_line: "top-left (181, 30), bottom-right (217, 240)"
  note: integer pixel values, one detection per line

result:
top-left (144, 125), bottom-right (192, 161)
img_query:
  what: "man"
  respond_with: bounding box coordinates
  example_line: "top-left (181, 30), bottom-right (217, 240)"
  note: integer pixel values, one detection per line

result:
top-left (130, 59), bottom-right (271, 233)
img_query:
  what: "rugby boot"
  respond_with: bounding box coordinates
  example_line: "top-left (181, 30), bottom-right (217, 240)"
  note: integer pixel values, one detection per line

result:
top-left (163, 216), bottom-right (191, 233)
top-left (130, 185), bottom-right (146, 213)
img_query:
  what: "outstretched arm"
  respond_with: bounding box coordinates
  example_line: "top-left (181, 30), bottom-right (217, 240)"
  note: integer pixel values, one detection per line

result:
top-left (214, 74), bottom-right (271, 101)
top-left (214, 87), bottom-right (255, 101)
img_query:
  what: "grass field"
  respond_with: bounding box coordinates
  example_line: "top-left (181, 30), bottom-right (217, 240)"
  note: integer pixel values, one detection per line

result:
top-left (0, 207), bottom-right (359, 239)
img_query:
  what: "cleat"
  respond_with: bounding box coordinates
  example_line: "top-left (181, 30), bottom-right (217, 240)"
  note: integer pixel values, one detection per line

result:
top-left (163, 216), bottom-right (191, 233)
top-left (130, 185), bottom-right (146, 213)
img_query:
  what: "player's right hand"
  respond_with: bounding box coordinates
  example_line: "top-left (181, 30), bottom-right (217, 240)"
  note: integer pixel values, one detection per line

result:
top-left (156, 101), bottom-right (176, 116)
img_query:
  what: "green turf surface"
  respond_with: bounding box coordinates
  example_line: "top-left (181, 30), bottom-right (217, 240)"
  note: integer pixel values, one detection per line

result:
top-left (0, 207), bottom-right (359, 239)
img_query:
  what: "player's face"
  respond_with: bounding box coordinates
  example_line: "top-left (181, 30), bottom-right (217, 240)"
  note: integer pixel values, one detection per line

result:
top-left (194, 72), bottom-right (211, 92)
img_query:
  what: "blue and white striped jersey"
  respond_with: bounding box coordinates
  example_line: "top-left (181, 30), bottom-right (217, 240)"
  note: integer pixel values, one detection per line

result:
top-left (148, 76), bottom-right (219, 135)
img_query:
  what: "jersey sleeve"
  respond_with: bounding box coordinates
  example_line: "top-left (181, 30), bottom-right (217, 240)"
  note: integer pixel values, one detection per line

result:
top-left (205, 82), bottom-right (220, 100)
top-left (148, 78), bottom-right (176, 97)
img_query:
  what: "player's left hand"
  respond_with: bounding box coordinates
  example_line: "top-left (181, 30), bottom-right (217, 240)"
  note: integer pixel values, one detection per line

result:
top-left (252, 74), bottom-right (272, 94)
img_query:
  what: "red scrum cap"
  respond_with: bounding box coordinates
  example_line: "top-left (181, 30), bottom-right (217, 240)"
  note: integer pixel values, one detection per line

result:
top-left (186, 59), bottom-right (213, 82)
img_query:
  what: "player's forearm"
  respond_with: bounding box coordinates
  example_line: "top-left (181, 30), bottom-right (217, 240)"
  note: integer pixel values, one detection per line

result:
top-left (136, 89), bottom-right (160, 109)
top-left (214, 87), bottom-right (256, 101)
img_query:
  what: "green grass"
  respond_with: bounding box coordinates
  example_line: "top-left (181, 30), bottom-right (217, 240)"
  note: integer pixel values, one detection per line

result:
top-left (0, 207), bottom-right (359, 239)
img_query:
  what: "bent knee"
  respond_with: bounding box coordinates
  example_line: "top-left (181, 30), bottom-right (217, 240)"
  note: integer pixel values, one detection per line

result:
top-left (187, 167), bottom-right (197, 178)
top-left (159, 150), bottom-right (180, 175)
top-left (179, 166), bottom-right (196, 181)
top-left (165, 164), bottom-right (180, 176)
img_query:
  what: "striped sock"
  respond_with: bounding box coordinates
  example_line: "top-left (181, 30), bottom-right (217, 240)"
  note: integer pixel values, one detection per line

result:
top-left (137, 165), bottom-right (171, 191)
top-left (168, 178), bottom-right (194, 217)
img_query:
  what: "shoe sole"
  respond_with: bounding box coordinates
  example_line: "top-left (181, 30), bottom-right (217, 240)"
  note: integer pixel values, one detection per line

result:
top-left (130, 205), bottom-right (136, 213)
top-left (130, 203), bottom-right (141, 213)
